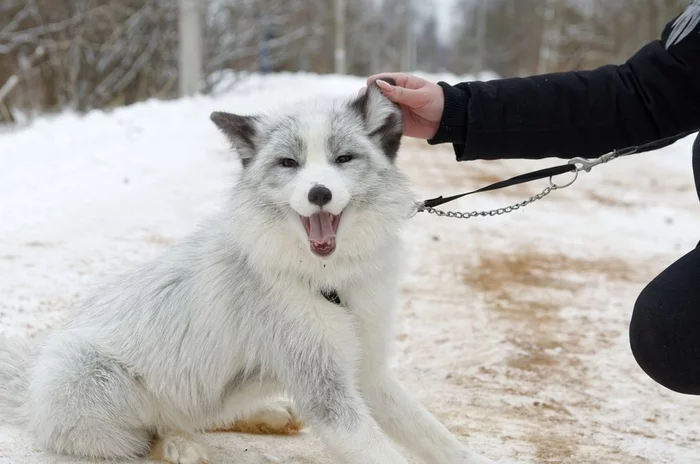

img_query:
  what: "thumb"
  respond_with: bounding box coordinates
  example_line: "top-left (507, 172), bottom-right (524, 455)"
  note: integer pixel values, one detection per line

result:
top-left (375, 79), bottom-right (425, 107)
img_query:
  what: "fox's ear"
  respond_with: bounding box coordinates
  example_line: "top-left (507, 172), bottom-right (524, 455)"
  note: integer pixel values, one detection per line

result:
top-left (350, 77), bottom-right (404, 161)
top-left (210, 111), bottom-right (260, 167)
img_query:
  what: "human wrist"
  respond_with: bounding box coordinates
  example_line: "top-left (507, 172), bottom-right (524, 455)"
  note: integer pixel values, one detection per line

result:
top-left (427, 82), bottom-right (469, 146)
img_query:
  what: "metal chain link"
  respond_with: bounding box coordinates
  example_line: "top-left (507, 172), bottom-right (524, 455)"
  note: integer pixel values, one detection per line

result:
top-left (416, 184), bottom-right (558, 219)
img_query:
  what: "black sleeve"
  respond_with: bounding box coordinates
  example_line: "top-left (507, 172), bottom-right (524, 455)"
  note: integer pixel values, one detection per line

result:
top-left (429, 13), bottom-right (700, 161)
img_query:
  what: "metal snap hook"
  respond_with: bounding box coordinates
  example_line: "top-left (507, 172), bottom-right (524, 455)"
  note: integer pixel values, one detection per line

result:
top-left (569, 156), bottom-right (603, 173)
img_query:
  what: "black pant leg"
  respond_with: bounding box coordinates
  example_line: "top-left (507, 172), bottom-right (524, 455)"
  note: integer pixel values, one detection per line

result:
top-left (629, 133), bottom-right (700, 394)
top-left (630, 247), bottom-right (700, 394)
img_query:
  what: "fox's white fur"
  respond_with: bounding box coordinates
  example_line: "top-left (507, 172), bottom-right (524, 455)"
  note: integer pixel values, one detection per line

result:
top-left (0, 80), bottom-right (495, 464)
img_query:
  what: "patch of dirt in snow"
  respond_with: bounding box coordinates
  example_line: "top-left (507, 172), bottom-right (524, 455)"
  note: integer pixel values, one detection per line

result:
top-left (460, 248), bottom-right (647, 462)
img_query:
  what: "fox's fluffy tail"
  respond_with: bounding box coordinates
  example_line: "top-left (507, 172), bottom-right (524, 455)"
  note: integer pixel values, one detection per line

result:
top-left (0, 335), bottom-right (33, 426)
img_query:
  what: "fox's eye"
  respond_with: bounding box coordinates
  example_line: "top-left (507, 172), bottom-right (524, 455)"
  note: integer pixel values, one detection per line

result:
top-left (279, 158), bottom-right (299, 168)
top-left (335, 154), bottom-right (354, 164)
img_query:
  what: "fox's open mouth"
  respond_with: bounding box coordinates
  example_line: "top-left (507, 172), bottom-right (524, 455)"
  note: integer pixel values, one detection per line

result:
top-left (301, 211), bottom-right (342, 257)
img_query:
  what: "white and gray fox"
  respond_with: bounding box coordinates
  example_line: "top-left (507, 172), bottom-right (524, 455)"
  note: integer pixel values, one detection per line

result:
top-left (0, 79), bottom-right (496, 464)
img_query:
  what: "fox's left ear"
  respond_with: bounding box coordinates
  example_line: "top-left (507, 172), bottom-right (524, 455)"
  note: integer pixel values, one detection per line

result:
top-left (210, 111), bottom-right (260, 168)
top-left (351, 78), bottom-right (404, 161)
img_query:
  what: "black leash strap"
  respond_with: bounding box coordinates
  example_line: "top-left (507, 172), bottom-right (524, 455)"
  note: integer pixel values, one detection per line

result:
top-left (421, 130), bottom-right (697, 210)
top-left (423, 163), bottom-right (576, 208)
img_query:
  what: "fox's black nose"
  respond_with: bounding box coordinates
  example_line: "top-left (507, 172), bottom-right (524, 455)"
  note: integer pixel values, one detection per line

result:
top-left (308, 185), bottom-right (332, 207)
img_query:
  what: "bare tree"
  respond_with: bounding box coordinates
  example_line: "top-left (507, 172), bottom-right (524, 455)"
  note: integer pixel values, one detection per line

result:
top-left (415, 14), bottom-right (440, 72)
top-left (449, 0), bottom-right (689, 77)
top-left (0, 0), bottom-right (319, 121)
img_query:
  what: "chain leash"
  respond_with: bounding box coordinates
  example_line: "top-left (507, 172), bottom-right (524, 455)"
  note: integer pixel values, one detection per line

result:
top-left (411, 151), bottom-right (619, 219)
top-left (411, 127), bottom-right (700, 221)
top-left (417, 184), bottom-right (558, 219)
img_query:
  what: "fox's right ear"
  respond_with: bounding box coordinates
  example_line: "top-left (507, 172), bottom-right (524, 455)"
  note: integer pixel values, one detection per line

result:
top-left (350, 77), bottom-right (403, 161)
top-left (210, 111), bottom-right (259, 167)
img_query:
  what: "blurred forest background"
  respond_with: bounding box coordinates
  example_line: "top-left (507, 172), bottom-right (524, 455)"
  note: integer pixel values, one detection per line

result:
top-left (0, 0), bottom-right (690, 123)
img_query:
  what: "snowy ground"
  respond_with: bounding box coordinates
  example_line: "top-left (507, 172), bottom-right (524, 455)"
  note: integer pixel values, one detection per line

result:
top-left (2, 72), bottom-right (700, 464)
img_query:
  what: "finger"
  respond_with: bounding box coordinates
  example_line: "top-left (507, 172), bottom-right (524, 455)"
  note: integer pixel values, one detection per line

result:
top-left (366, 72), bottom-right (411, 88)
top-left (375, 79), bottom-right (427, 107)
top-left (368, 72), bottom-right (429, 90)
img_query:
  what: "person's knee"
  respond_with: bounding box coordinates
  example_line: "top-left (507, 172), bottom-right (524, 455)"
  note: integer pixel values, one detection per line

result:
top-left (630, 281), bottom-right (700, 395)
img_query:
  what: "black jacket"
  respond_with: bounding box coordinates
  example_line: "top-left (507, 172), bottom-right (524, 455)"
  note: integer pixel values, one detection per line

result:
top-left (429, 4), bottom-right (700, 161)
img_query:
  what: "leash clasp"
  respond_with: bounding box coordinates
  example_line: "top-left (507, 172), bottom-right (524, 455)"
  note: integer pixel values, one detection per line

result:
top-left (569, 146), bottom-right (638, 173)
top-left (569, 156), bottom-right (603, 173)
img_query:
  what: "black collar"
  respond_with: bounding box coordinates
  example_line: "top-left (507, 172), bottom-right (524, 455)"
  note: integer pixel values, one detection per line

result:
top-left (321, 288), bottom-right (342, 306)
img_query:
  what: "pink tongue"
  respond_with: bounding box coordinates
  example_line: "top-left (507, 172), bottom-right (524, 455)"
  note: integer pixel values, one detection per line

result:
top-left (309, 212), bottom-right (335, 243)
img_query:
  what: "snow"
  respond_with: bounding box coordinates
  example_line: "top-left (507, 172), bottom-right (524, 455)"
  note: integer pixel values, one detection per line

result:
top-left (2, 72), bottom-right (700, 463)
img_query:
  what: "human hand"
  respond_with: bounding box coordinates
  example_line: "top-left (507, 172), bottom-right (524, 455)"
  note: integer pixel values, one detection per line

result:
top-left (359, 73), bottom-right (444, 140)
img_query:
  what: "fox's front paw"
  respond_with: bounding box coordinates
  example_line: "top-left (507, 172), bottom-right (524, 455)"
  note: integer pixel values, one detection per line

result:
top-left (148, 434), bottom-right (210, 464)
